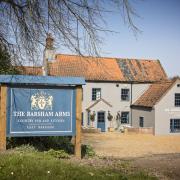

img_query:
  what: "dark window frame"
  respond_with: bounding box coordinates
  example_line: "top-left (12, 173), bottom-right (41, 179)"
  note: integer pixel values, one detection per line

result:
top-left (121, 112), bottom-right (129, 124)
top-left (175, 93), bottom-right (180, 107)
top-left (139, 117), bottom-right (144, 127)
top-left (170, 119), bottom-right (180, 133)
top-left (121, 89), bottom-right (130, 101)
top-left (92, 88), bottom-right (101, 101)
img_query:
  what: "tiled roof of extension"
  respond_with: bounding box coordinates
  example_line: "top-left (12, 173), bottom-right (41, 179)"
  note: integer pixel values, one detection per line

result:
top-left (17, 66), bottom-right (42, 76)
top-left (18, 54), bottom-right (168, 82)
top-left (132, 80), bottom-right (177, 108)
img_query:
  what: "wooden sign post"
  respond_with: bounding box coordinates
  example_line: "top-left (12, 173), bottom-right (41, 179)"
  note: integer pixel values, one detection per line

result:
top-left (0, 85), bottom-right (7, 150)
top-left (0, 75), bottom-right (85, 158)
top-left (75, 86), bottom-right (82, 158)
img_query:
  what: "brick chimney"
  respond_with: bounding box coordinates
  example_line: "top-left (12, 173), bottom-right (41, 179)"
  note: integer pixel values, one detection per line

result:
top-left (46, 33), bottom-right (54, 49)
top-left (42, 33), bottom-right (55, 76)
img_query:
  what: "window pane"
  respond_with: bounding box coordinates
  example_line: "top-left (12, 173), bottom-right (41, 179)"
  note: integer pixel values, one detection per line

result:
top-left (121, 112), bottom-right (129, 124)
top-left (92, 88), bottom-right (101, 101)
top-left (170, 119), bottom-right (180, 133)
top-left (175, 93), bottom-right (180, 107)
top-left (98, 112), bottom-right (105, 122)
top-left (121, 89), bottom-right (130, 101)
top-left (96, 90), bottom-right (101, 100)
top-left (139, 117), bottom-right (144, 127)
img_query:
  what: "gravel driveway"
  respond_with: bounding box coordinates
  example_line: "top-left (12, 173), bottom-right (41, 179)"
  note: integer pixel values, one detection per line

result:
top-left (82, 132), bottom-right (180, 179)
top-left (82, 132), bottom-right (180, 158)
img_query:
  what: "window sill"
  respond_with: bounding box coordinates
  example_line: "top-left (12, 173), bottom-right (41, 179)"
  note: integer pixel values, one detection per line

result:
top-left (170, 131), bottom-right (180, 133)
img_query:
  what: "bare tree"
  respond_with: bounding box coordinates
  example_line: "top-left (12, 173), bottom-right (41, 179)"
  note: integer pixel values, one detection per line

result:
top-left (0, 0), bottom-right (139, 66)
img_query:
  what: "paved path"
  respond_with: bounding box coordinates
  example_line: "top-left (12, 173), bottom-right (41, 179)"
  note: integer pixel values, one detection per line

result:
top-left (82, 132), bottom-right (180, 158)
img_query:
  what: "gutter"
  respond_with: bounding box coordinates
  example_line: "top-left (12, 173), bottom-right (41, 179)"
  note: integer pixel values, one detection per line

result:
top-left (86, 80), bottom-right (158, 84)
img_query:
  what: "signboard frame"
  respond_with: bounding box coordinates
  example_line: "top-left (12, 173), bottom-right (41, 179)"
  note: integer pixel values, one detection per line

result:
top-left (0, 75), bottom-right (85, 158)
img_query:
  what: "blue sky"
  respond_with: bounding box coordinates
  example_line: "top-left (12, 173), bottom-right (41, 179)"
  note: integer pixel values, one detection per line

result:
top-left (59, 0), bottom-right (180, 77)
top-left (98, 0), bottom-right (180, 77)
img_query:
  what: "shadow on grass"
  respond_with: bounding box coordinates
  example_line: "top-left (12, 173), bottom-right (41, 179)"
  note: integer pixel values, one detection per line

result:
top-left (7, 136), bottom-right (74, 153)
top-left (7, 137), bottom-right (95, 158)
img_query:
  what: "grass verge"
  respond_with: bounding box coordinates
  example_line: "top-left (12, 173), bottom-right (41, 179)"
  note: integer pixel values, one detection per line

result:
top-left (0, 151), bottom-right (157, 180)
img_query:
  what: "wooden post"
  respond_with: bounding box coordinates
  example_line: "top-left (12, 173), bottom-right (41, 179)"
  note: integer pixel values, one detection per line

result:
top-left (0, 85), bottom-right (7, 151)
top-left (75, 85), bottom-right (82, 158)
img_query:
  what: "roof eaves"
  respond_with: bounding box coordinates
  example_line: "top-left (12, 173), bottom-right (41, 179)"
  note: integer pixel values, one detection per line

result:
top-left (156, 59), bottom-right (168, 79)
top-left (86, 98), bottom-right (112, 111)
top-left (132, 80), bottom-right (175, 108)
top-left (153, 79), bottom-right (178, 106)
top-left (131, 104), bottom-right (153, 109)
top-left (86, 79), bottom-right (159, 83)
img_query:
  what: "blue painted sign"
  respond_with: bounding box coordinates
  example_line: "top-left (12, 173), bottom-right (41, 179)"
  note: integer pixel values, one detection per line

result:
top-left (7, 86), bottom-right (76, 136)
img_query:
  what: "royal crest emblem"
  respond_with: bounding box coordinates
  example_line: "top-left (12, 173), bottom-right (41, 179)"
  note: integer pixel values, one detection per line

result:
top-left (31, 91), bottom-right (53, 110)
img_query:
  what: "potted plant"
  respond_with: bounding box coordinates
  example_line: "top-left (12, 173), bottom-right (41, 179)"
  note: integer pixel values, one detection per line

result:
top-left (90, 111), bottom-right (96, 128)
top-left (107, 111), bottom-right (114, 132)
top-left (116, 111), bottom-right (121, 129)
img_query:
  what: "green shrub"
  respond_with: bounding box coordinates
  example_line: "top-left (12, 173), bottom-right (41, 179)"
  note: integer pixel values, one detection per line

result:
top-left (81, 145), bottom-right (96, 158)
top-left (7, 136), bottom-right (74, 153)
top-left (14, 144), bottom-right (37, 153)
top-left (45, 149), bottom-right (70, 159)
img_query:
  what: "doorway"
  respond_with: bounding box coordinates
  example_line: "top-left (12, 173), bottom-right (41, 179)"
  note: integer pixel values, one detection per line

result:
top-left (97, 111), bottom-right (105, 132)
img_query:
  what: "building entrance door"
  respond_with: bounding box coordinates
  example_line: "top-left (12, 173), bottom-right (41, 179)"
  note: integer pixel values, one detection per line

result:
top-left (97, 111), bottom-right (105, 132)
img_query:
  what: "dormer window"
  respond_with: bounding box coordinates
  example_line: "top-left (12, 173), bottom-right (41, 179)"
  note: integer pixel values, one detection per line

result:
top-left (175, 93), bottom-right (180, 107)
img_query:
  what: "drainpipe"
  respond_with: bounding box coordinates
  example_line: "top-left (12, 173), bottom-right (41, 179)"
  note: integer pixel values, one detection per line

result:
top-left (130, 82), bottom-right (133, 126)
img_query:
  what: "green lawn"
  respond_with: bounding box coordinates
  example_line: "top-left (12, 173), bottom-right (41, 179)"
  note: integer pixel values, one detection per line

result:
top-left (0, 151), bottom-right (157, 180)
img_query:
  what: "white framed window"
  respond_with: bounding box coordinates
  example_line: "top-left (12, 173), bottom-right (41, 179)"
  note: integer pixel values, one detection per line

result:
top-left (121, 89), bottom-right (130, 101)
top-left (92, 88), bottom-right (101, 101)
top-left (121, 112), bottom-right (129, 124)
top-left (175, 93), bottom-right (180, 107)
top-left (170, 119), bottom-right (180, 133)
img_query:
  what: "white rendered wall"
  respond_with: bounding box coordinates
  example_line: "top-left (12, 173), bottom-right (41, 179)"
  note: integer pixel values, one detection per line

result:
top-left (131, 108), bottom-right (155, 128)
top-left (154, 80), bottom-right (180, 135)
top-left (82, 82), bottom-right (150, 131)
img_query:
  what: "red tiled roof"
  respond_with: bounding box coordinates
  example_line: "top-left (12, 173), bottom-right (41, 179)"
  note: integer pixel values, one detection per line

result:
top-left (116, 58), bottom-right (167, 82)
top-left (132, 80), bottom-right (176, 108)
top-left (18, 54), bottom-right (168, 82)
top-left (49, 54), bottom-right (124, 81)
top-left (17, 66), bottom-right (42, 75)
